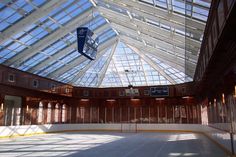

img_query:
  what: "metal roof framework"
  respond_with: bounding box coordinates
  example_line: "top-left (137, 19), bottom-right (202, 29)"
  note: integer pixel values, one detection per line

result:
top-left (0, 0), bottom-right (211, 87)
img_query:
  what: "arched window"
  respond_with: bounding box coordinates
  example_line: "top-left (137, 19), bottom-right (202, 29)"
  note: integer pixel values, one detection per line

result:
top-left (62, 104), bottom-right (66, 123)
top-left (47, 103), bottom-right (52, 123)
top-left (54, 103), bottom-right (59, 123)
top-left (38, 102), bottom-right (43, 123)
top-left (81, 107), bottom-right (85, 123)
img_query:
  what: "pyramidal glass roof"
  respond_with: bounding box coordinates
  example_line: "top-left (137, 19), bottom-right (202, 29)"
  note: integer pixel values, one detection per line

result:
top-left (0, 0), bottom-right (211, 88)
top-left (100, 42), bottom-right (192, 88)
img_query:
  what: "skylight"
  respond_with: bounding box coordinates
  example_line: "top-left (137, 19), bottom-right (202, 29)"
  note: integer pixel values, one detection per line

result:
top-left (0, 0), bottom-right (211, 87)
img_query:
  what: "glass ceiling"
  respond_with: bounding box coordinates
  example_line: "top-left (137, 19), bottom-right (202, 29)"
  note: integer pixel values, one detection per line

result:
top-left (0, 0), bottom-right (211, 88)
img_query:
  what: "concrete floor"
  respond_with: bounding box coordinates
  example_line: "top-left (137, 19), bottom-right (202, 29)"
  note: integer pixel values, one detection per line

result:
top-left (0, 132), bottom-right (230, 157)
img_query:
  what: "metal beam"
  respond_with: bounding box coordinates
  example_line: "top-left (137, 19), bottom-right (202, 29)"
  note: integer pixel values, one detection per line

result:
top-left (166, 0), bottom-right (173, 12)
top-left (70, 37), bottom-right (119, 84)
top-left (120, 36), bottom-right (195, 77)
top-left (97, 0), bottom-right (205, 32)
top-left (51, 36), bottom-right (118, 80)
top-left (98, 5), bottom-right (200, 53)
top-left (29, 43), bottom-right (77, 73)
top-left (120, 31), bottom-right (198, 64)
top-left (72, 50), bottom-right (107, 85)
top-left (109, 59), bottom-right (125, 87)
top-left (0, 0), bottom-right (67, 44)
top-left (112, 23), bottom-right (195, 61)
top-left (97, 40), bottom-right (118, 87)
top-left (28, 23), bottom-right (110, 73)
top-left (120, 35), bottom-right (185, 67)
top-left (4, 7), bottom-right (95, 67)
top-left (120, 32), bottom-right (197, 65)
top-left (127, 44), bottom-right (177, 84)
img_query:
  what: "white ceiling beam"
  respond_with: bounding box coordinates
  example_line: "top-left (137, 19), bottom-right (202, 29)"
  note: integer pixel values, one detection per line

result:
top-left (29, 43), bottom-right (77, 73)
top-left (71, 49), bottom-right (108, 86)
top-left (166, 0), bottom-right (173, 12)
top-left (127, 44), bottom-right (177, 84)
top-left (28, 23), bottom-right (110, 73)
top-left (118, 29), bottom-right (198, 64)
top-left (4, 7), bottom-right (95, 67)
top-left (51, 36), bottom-right (118, 80)
top-left (120, 36), bottom-right (195, 77)
top-left (109, 59), bottom-right (125, 87)
top-left (98, 6), bottom-right (200, 52)
top-left (133, 43), bottom-right (195, 77)
top-left (49, 56), bottom-right (88, 78)
top-left (0, 0), bottom-right (67, 44)
top-left (113, 23), bottom-right (183, 55)
top-left (70, 38), bottom-right (119, 84)
top-left (152, 0), bottom-right (156, 6)
top-left (97, 0), bottom-right (205, 32)
top-left (97, 40), bottom-right (119, 87)
top-left (121, 36), bottom-right (185, 69)
top-left (139, 57), bottom-right (148, 86)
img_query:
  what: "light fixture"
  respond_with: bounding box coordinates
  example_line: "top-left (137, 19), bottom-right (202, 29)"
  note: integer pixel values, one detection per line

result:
top-left (26, 105), bottom-right (29, 112)
top-left (131, 98), bottom-right (140, 101)
top-left (155, 98), bottom-right (165, 101)
top-left (182, 96), bottom-right (192, 99)
top-left (80, 99), bottom-right (89, 102)
top-left (106, 99), bottom-right (116, 102)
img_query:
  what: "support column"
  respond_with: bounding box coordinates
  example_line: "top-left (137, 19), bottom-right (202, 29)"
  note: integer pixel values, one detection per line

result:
top-left (186, 105), bottom-right (189, 123)
top-left (51, 102), bottom-right (55, 124)
top-left (70, 101), bottom-right (77, 123)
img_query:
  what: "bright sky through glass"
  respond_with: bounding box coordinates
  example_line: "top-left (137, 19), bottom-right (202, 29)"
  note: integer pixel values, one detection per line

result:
top-left (0, 0), bottom-right (211, 87)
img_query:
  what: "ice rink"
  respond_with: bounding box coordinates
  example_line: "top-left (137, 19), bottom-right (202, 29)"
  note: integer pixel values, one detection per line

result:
top-left (0, 132), bottom-right (229, 157)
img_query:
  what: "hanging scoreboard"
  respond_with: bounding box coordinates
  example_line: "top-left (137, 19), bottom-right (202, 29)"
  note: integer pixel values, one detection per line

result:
top-left (77, 27), bottom-right (99, 60)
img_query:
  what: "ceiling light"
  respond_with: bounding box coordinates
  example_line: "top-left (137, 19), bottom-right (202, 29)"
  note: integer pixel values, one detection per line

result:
top-left (182, 96), bottom-right (193, 99)
top-left (106, 99), bottom-right (116, 102)
top-left (155, 98), bottom-right (165, 100)
top-left (131, 98), bottom-right (140, 101)
top-left (80, 99), bottom-right (89, 102)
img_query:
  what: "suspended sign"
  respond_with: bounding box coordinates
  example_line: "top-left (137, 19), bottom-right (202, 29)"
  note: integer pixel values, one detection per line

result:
top-left (77, 27), bottom-right (99, 60)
